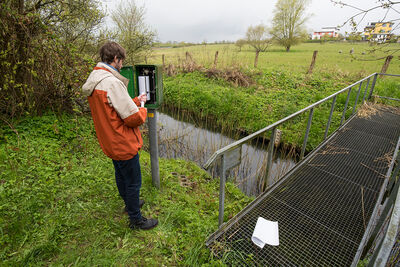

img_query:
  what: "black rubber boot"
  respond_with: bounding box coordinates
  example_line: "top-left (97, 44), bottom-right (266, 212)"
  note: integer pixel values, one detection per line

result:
top-left (130, 217), bottom-right (158, 230)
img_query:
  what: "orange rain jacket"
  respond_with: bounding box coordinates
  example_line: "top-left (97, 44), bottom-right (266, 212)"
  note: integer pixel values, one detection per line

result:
top-left (82, 62), bottom-right (147, 160)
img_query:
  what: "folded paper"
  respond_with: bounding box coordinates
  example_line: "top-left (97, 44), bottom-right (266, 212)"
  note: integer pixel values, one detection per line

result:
top-left (251, 217), bottom-right (279, 248)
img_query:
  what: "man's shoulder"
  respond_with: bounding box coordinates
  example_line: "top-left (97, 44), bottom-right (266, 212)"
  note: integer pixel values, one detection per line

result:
top-left (97, 75), bottom-right (126, 93)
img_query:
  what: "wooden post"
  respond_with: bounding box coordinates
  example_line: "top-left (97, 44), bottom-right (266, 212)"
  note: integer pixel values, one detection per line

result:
top-left (186, 51), bottom-right (189, 61)
top-left (214, 51), bottom-right (219, 68)
top-left (145, 56), bottom-right (148, 64)
top-left (380, 55), bottom-right (393, 78)
top-left (254, 50), bottom-right (260, 68)
top-left (162, 54), bottom-right (165, 67)
top-left (307, 51), bottom-right (318, 74)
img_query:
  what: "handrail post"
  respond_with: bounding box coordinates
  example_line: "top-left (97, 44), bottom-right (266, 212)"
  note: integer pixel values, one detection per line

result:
top-left (300, 108), bottom-right (314, 160)
top-left (352, 81), bottom-right (363, 114)
top-left (361, 77), bottom-right (371, 104)
top-left (340, 87), bottom-right (352, 126)
top-left (324, 95), bottom-right (337, 140)
top-left (368, 73), bottom-right (378, 100)
top-left (218, 154), bottom-right (226, 227)
top-left (265, 127), bottom-right (277, 189)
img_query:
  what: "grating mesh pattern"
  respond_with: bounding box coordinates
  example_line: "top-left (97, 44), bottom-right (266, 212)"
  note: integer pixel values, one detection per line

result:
top-left (387, 228), bottom-right (400, 267)
top-left (207, 107), bottom-right (400, 266)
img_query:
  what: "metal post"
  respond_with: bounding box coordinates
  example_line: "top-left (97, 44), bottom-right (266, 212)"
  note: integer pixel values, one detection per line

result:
top-left (265, 127), bottom-right (277, 188)
top-left (361, 77), bottom-right (370, 104)
top-left (340, 88), bottom-right (352, 126)
top-left (148, 109), bottom-right (160, 189)
top-left (352, 81), bottom-right (363, 114)
top-left (300, 108), bottom-right (314, 160)
top-left (219, 154), bottom-right (226, 227)
top-left (324, 96), bottom-right (336, 140)
top-left (368, 73), bottom-right (378, 100)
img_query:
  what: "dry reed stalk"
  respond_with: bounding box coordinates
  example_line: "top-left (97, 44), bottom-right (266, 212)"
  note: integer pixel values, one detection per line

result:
top-left (319, 144), bottom-right (349, 155)
top-left (374, 151), bottom-right (393, 167)
top-left (360, 162), bottom-right (386, 178)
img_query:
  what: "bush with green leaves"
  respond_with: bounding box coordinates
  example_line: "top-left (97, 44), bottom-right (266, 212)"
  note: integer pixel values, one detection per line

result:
top-left (0, 0), bottom-right (104, 118)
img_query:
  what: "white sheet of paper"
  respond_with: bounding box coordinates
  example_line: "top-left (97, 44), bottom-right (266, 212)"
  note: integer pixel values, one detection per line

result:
top-left (138, 76), bottom-right (151, 102)
top-left (251, 217), bottom-right (279, 248)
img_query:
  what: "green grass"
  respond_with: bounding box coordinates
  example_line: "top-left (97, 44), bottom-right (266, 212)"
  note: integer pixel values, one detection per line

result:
top-left (149, 42), bottom-right (400, 75)
top-left (0, 113), bottom-right (253, 265)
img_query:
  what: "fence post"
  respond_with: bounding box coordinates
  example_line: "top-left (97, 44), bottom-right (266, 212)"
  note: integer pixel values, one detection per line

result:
top-left (362, 77), bottom-right (371, 104)
top-left (306, 51), bottom-right (318, 75)
top-left (265, 127), bottom-right (277, 189)
top-left (301, 108), bottom-right (314, 160)
top-left (324, 96), bottom-right (336, 140)
top-left (368, 74), bottom-right (378, 100)
top-left (380, 55), bottom-right (393, 78)
top-left (148, 109), bottom-right (160, 189)
top-left (352, 81), bottom-right (363, 114)
top-left (218, 154), bottom-right (226, 227)
top-left (214, 51), bottom-right (219, 68)
top-left (341, 88), bottom-right (352, 126)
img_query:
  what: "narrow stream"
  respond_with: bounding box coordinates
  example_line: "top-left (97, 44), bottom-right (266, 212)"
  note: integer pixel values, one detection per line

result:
top-left (157, 111), bottom-right (297, 196)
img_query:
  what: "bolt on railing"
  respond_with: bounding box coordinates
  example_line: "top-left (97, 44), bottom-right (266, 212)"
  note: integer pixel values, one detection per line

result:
top-left (203, 72), bottom-right (400, 227)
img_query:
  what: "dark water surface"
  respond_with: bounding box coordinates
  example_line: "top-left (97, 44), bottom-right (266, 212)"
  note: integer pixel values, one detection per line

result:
top-left (157, 111), bottom-right (296, 196)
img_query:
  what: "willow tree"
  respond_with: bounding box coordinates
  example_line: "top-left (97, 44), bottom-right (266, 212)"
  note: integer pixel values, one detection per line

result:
top-left (246, 24), bottom-right (271, 67)
top-left (111, 0), bottom-right (157, 65)
top-left (270, 0), bottom-right (310, 52)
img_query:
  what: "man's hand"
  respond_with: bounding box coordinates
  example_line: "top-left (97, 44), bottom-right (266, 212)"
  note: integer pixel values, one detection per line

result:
top-left (138, 93), bottom-right (147, 103)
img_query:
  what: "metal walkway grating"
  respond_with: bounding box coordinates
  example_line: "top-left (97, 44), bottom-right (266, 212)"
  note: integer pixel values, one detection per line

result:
top-left (207, 107), bottom-right (400, 266)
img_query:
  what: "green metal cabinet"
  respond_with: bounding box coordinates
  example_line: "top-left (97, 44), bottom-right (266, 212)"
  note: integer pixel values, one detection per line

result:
top-left (120, 65), bottom-right (163, 109)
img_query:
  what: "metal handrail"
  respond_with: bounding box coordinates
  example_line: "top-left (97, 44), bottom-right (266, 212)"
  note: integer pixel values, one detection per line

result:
top-left (204, 73), bottom-right (376, 170)
top-left (203, 72), bottom-right (399, 227)
top-left (364, 141), bottom-right (400, 266)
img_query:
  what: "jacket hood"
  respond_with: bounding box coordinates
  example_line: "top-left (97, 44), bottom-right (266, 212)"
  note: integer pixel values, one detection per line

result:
top-left (82, 62), bottom-right (129, 97)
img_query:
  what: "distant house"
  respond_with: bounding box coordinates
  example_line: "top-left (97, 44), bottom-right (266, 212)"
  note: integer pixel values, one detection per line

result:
top-left (312, 27), bottom-right (340, 40)
top-left (363, 22), bottom-right (394, 42)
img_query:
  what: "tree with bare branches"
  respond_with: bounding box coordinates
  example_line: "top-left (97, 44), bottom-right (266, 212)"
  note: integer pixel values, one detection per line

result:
top-left (235, 38), bottom-right (247, 52)
top-left (246, 24), bottom-right (272, 67)
top-left (111, 0), bottom-right (157, 65)
top-left (331, 0), bottom-right (400, 59)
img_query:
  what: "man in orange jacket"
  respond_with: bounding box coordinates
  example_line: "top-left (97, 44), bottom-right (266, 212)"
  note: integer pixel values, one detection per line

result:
top-left (82, 41), bottom-right (158, 230)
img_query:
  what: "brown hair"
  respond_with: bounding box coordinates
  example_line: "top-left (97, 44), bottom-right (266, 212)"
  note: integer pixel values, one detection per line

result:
top-left (99, 41), bottom-right (126, 64)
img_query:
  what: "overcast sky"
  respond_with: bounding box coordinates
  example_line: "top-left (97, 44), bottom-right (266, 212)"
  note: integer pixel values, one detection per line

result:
top-left (101, 0), bottom-right (400, 43)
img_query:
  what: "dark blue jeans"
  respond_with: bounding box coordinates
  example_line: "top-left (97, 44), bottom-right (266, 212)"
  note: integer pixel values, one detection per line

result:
top-left (112, 153), bottom-right (142, 222)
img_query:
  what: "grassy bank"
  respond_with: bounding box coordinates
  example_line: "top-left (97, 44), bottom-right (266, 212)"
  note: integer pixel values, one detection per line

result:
top-left (163, 69), bottom-right (399, 151)
top-left (0, 113), bottom-right (253, 265)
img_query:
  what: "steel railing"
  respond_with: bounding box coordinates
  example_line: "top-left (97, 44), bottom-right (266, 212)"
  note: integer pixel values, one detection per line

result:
top-left (203, 72), bottom-right (400, 228)
top-left (358, 140), bottom-right (400, 266)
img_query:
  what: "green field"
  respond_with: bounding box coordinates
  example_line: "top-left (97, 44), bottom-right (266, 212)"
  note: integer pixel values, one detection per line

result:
top-left (150, 42), bottom-right (400, 75)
